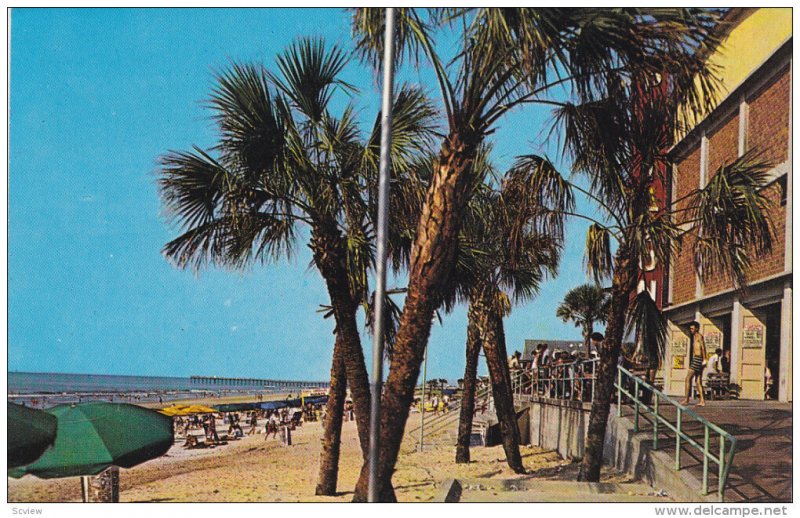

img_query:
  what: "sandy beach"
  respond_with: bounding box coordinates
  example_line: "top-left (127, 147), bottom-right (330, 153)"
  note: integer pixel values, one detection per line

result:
top-left (8, 403), bottom-right (627, 503)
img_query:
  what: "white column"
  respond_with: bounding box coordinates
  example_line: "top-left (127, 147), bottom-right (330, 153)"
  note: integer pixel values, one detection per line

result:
top-left (696, 135), bottom-right (708, 300)
top-left (730, 300), bottom-right (742, 385)
top-left (779, 284), bottom-right (792, 402)
top-left (738, 97), bottom-right (749, 157)
top-left (785, 59), bottom-right (792, 271)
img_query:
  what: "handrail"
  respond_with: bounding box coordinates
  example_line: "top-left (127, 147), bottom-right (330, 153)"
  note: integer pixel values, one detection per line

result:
top-left (410, 368), bottom-right (528, 443)
top-left (531, 358), bottom-right (600, 402)
top-left (407, 382), bottom-right (491, 436)
top-left (615, 365), bottom-right (738, 501)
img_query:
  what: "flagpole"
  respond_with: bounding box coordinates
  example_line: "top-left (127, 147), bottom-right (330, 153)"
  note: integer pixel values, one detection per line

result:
top-left (368, 7), bottom-right (396, 503)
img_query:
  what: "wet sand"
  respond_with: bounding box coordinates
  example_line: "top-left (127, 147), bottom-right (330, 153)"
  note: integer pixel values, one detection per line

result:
top-left (8, 409), bottom-right (584, 502)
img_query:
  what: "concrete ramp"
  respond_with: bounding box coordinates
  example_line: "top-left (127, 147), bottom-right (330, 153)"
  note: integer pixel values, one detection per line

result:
top-left (437, 478), bottom-right (673, 502)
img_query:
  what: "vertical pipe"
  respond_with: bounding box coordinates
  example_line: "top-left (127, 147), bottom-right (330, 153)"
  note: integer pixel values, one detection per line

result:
top-left (719, 434), bottom-right (726, 500)
top-left (675, 408), bottom-right (682, 470)
top-left (368, 7), bottom-right (396, 503)
top-left (634, 378), bottom-right (640, 432)
top-left (702, 426), bottom-right (710, 495)
top-left (418, 344), bottom-right (428, 452)
top-left (653, 394), bottom-right (659, 450)
top-left (617, 368), bottom-right (622, 417)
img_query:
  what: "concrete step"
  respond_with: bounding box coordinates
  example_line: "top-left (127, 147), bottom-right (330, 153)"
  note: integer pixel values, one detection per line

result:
top-left (438, 478), bottom-right (674, 502)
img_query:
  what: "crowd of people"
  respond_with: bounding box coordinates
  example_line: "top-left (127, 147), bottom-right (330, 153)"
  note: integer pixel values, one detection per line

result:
top-left (175, 400), bottom-right (329, 448)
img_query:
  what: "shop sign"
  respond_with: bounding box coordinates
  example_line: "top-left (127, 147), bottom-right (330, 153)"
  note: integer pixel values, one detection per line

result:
top-left (742, 324), bottom-right (763, 348)
top-left (671, 337), bottom-right (688, 356)
top-left (705, 331), bottom-right (721, 350)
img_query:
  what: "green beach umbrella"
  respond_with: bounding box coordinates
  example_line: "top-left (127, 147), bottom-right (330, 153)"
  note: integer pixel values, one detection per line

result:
top-left (8, 402), bottom-right (58, 469)
top-left (8, 402), bottom-right (174, 479)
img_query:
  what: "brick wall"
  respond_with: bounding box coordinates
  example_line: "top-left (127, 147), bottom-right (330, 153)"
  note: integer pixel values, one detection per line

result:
top-left (701, 112), bottom-right (740, 295)
top-left (707, 112), bottom-right (739, 179)
top-left (749, 181), bottom-right (786, 280)
top-left (675, 146), bottom-right (701, 213)
top-left (671, 146), bottom-right (701, 305)
top-left (670, 65), bottom-right (790, 304)
top-left (748, 66), bottom-right (790, 166)
top-left (672, 233), bottom-right (697, 305)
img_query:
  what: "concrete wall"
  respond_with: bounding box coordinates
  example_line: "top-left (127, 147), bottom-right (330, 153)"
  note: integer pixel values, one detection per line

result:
top-left (528, 397), bottom-right (591, 460)
top-left (526, 398), bottom-right (714, 501)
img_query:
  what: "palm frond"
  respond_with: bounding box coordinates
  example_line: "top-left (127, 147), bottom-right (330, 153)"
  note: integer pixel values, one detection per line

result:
top-left (207, 62), bottom-right (285, 179)
top-left (350, 8), bottom-right (433, 71)
top-left (625, 290), bottom-right (667, 364)
top-left (364, 84), bottom-right (439, 173)
top-left (364, 289), bottom-right (405, 361)
top-left (161, 217), bottom-right (232, 271)
top-left (584, 223), bottom-right (613, 284)
top-left (688, 150), bottom-right (776, 288)
top-left (504, 154), bottom-right (574, 243)
top-left (271, 36), bottom-right (355, 123)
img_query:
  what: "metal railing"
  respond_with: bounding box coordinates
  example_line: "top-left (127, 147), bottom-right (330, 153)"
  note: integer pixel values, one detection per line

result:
top-left (410, 369), bottom-right (529, 448)
top-left (529, 358), bottom-right (600, 402)
top-left (615, 365), bottom-right (738, 501)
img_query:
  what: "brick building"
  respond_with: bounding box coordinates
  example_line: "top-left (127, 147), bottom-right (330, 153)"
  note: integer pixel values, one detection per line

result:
top-left (662, 8), bottom-right (792, 401)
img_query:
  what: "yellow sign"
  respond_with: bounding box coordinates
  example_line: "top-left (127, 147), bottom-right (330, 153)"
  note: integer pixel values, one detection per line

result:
top-left (672, 356), bottom-right (685, 369)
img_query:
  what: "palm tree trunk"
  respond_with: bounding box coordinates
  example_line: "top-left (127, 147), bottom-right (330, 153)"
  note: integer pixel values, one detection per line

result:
top-left (310, 224), bottom-right (375, 481)
top-left (578, 251), bottom-right (637, 482)
top-left (584, 324), bottom-right (593, 355)
top-left (315, 337), bottom-right (347, 495)
top-left (455, 302), bottom-right (482, 464)
top-left (352, 133), bottom-right (479, 502)
top-left (476, 290), bottom-right (525, 473)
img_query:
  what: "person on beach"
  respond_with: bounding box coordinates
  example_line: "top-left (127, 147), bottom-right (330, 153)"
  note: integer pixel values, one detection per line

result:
top-left (208, 415), bottom-right (220, 442)
top-left (248, 412), bottom-right (258, 435)
top-left (683, 321), bottom-right (707, 407)
top-left (266, 412), bottom-right (279, 440)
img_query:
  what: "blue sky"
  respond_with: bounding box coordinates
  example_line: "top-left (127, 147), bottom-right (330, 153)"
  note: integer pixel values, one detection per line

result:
top-left (9, 8), bottom-right (601, 382)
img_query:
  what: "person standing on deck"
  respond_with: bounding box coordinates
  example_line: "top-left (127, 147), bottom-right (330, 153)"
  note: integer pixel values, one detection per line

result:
top-left (683, 321), bottom-right (707, 407)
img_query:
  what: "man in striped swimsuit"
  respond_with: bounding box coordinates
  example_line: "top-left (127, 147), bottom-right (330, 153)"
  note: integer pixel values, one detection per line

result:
top-left (682, 321), bottom-right (707, 407)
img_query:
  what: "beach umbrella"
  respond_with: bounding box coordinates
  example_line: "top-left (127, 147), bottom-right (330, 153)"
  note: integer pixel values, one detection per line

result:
top-left (8, 402), bottom-right (173, 479)
top-left (158, 404), bottom-right (216, 416)
top-left (158, 404), bottom-right (190, 416)
top-left (259, 401), bottom-right (289, 411)
top-left (212, 402), bottom-right (258, 412)
top-left (8, 402), bottom-right (57, 469)
top-left (182, 404), bottom-right (218, 414)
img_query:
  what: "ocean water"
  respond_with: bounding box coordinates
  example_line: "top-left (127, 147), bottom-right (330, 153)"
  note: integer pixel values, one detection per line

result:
top-left (7, 371), bottom-right (328, 408)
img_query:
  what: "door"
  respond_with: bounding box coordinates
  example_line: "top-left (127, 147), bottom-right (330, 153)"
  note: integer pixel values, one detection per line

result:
top-left (738, 307), bottom-right (767, 400)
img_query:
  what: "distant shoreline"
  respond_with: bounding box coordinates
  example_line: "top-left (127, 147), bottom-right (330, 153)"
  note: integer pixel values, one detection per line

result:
top-left (7, 370), bottom-right (329, 409)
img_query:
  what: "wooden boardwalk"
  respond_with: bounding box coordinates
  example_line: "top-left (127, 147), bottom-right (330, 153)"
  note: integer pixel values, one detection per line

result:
top-left (620, 399), bottom-right (792, 502)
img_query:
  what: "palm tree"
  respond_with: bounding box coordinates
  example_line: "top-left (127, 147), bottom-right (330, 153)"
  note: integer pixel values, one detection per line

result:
top-left (450, 165), bottom-right (561, 468)
top-left (386, 149), bottom-right (560, 470)
top-left (520, 65), bottom-right (776, 480)
top-left (350, 8), bottom-right (722, 500)
top-left (556, 284), bottom-right (610, 354)
top-left (156, 38), bottom-right (436, 495)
